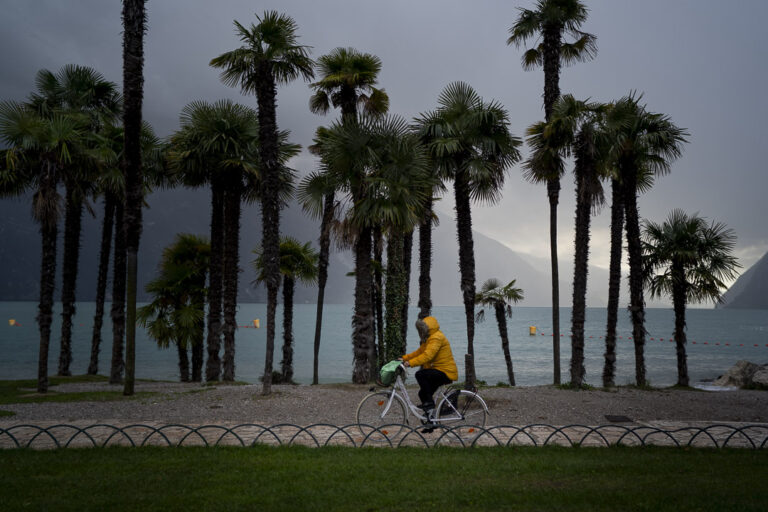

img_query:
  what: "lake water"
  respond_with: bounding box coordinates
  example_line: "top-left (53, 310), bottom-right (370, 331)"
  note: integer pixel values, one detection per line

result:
top-left (1, 302), bottom-right (766, 387)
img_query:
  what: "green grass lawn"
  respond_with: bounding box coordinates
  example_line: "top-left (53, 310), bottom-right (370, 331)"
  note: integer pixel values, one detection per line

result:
top-left (1, 445), bottom-right (766, 511)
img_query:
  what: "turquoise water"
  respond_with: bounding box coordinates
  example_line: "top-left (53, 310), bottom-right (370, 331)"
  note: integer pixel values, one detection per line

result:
top-left (1, 302), bottom-right (766, 387)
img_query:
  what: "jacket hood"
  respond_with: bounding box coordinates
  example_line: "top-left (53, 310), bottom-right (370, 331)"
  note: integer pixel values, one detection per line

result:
top-left (423, 316), bottom-right (440, 335)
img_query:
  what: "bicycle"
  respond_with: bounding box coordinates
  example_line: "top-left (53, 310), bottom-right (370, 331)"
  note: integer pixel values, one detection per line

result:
top-left (355, 363), bottom-right (489, 439)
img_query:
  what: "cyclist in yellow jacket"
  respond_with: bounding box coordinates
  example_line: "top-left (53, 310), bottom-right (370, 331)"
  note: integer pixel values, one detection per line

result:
top-left (401, 316), bottom-right (458, 418)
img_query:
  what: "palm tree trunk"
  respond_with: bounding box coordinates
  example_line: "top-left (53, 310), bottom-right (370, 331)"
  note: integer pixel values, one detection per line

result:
top-left (176, 341), bottom-right (190, 382)
top-left (352, 225), bottom-right (375, 383)
top-left (603, 179), bottom-right (623, 388)
top-left (417, 196), bottom-right (433, 320)
top-left (281, 276), bottom-right (295, 383)
top-left (543, 23), bottom-right (563, 386)
top-left (36, 165), bottom-right (58, 393)
top-left (672, 264), bottom-right (689, 387)
top-left (221, 178), bottom-right (241, 382)
top-left (570, 136), bottom-right (594, 388)
top-left (622, 169), bottom-right (647, 387)
top-left (110, 202), bottom-right (127, 384)
top-left (384, 231), bottom-right (407, 362)
top-left (494, 303), bottom-right (515, 386)
top-left (312, 192), bottom-right (334, 385)
top-left (453, 169), bottom-right (477, 387)
top-left (191, 291), bottom-right (205, 382)
top-left (121, 0), bottom-right (147, 396)
top-left (401, 230), bottom-right (413, 345)
top-left (58, 184), bottom-right (82, 376)
top-left (255, 63), bottom-right (282, 395)
top-left (88, 193), bottom-right (115, 375)
top-left (373, 224), bottom-right (384, 364)
top-left (205, 176), bottom-right (224, 382)
top-left (547, 179), bottom-right (561, 386)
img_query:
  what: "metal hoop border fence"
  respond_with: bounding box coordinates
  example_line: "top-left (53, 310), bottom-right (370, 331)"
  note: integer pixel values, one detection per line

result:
top-left (2, 423), bottom-right (767, 449)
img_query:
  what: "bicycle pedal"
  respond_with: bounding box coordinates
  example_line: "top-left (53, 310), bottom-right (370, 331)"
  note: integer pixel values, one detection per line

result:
top-left (420, 426), bottom-right (435, 434)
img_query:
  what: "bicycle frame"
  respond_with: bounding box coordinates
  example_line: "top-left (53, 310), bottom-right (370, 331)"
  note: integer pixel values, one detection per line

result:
top-left (379, 365), bottom-right (487, 424)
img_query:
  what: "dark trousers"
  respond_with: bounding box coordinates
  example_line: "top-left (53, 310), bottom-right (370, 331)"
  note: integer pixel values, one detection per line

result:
top-left (415, 369), bottom-right (451, 407)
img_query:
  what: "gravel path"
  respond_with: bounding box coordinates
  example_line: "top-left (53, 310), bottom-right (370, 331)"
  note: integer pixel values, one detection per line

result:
top-left (3, 381), bottom-right (767, 427)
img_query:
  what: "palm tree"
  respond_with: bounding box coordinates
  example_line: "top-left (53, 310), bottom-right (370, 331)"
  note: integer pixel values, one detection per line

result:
top-left (416, 82), bottom-right (521, 387)
top-left (167, 100), bottom-right (263, 383)
top-left (475, 278), bottom-right (524, 386)
top-left (602, 94), bottom-right (688, 386)
top-left (526, 95), bottom-right (605, 387)
top-left (602, 176), bottom-right (623, 387)
top-left (211, 10), bottom-right (314, 394)
top-left (307, 47), bottom-right (389, 383)
top-left (508, 0), bottom-right (597, 385)
top-left (121, 0), bottom-right (147, 396)
top-left (0, 101), bottom-right (88, 392)
top-left (643, 211), bottom-right (739, 387)
top-left (253, 237), bottom-right (319, 383)
top-left (297, 164), bottom-right (339, 385)
top-left (138, 234), bottom-right (210, 382)
top-left (27, 65), bottom-right (121, 377)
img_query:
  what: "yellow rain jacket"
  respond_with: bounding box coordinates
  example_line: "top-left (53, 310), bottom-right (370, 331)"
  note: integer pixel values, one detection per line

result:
top-left (402, 316), bottom-right (458, 381)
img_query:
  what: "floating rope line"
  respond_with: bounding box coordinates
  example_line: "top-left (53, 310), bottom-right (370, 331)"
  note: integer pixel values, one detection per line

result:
top-left (1, 422), bottom-right (766, 449)
top-left (532, 331), bottom-right (767, 348)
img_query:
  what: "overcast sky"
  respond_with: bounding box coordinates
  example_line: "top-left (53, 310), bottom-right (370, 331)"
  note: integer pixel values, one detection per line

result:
top-left (2, 0), bottom-right (767, 283)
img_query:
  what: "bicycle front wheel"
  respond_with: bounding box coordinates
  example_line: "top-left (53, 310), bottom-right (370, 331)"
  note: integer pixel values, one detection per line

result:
top-left (355, 392), bottom-right (408, 440)
top-left (436, 390), bottom-right (488, 428)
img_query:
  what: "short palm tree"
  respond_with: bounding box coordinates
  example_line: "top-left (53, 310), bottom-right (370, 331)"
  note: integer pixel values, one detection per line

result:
top-left (602, 94), bottom-right (688, 386)
top-left (0, 100), bottom-right (88, 393)
top-left (253, 237), bottom-right (319, 384)
top-left (475, 278), bottom-right (524, 386)
top-left (138, 234), bottom-right (210, 382)
top-left (508, 0), bottom-right (597, 385)
top-left (211, 10), bottom-right (314, 394)
top-left (167, 99), bottom-right (261, 383)
top-left (416, 81), bottom-right (521, 387)
top-left (26, 64), bottom-right (121, 377)
top-left (643, 210), bottom-right (740, 387)
top-left (122, 0), bottom-right (148, 396)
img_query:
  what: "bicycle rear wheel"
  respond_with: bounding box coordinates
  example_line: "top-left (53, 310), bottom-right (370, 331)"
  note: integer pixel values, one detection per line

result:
top-left (355, 391), bottom-right (408, 440)
top-left (436, 390), bottom-right (487, 428)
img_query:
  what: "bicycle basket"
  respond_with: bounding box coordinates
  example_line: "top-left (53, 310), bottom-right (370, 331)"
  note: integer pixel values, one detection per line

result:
top-left (378, 360), bottom-right (401, 386)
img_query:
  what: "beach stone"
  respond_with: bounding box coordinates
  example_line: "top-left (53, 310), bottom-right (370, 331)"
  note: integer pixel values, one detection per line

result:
top-left (713, 360), bottom-right (760, 387)
top-left (751, 367), bottom-right (768, 389)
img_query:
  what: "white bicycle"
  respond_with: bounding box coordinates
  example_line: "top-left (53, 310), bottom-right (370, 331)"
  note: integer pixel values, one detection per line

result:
top-left (356, 364), bottom-right (489, 438)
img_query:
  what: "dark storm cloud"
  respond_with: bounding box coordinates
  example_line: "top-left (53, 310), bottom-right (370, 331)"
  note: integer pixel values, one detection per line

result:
top-left (2, 0), bottom-right (767, 275)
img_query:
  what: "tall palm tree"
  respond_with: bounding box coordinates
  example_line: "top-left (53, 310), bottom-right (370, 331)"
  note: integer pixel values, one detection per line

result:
top-left (643, 211), bottom-right (739, 387)
top-left (0, 101), bottom-right (88, 392)
top-left (138, 234), bottom-right (210, 382)
top-left (121, 0), bottom-right (147, 396)
top-left (211, 10), bottom-right (314, 394)
top-left (307, 47), bottom-right (389, 382)
top-left (416, 82), bottom-right (521, 387)
top-left (475, 278), bottom-right (524, 386)
top-left (526, 95), bottom-right (604, 387)
top-left (508, 0), bottom-right (597, 385)
top-left (602, 176), bottom-right (623, 387)
top-left (253, 237), bottom-right (319, 383)
top-left (167, 100), bottom-right (262, 383)
top-left (602, 94), bottom-right (687, 386)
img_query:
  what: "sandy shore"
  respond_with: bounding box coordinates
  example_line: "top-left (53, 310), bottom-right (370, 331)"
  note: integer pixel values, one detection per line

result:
top-left (2, 380), bottom-right (767, 427)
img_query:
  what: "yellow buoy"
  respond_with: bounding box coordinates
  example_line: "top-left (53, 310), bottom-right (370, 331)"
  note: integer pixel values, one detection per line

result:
top-left (529, 326), bottom-right (536, 336)
top-left (253, 319), bottom-right (260, 329)
top-left (9, 319), bottom-right (16, 326)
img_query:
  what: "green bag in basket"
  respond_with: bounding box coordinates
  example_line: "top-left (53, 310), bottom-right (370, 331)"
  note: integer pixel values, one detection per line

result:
top-left (378, 360), bottom-right (402, 386)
